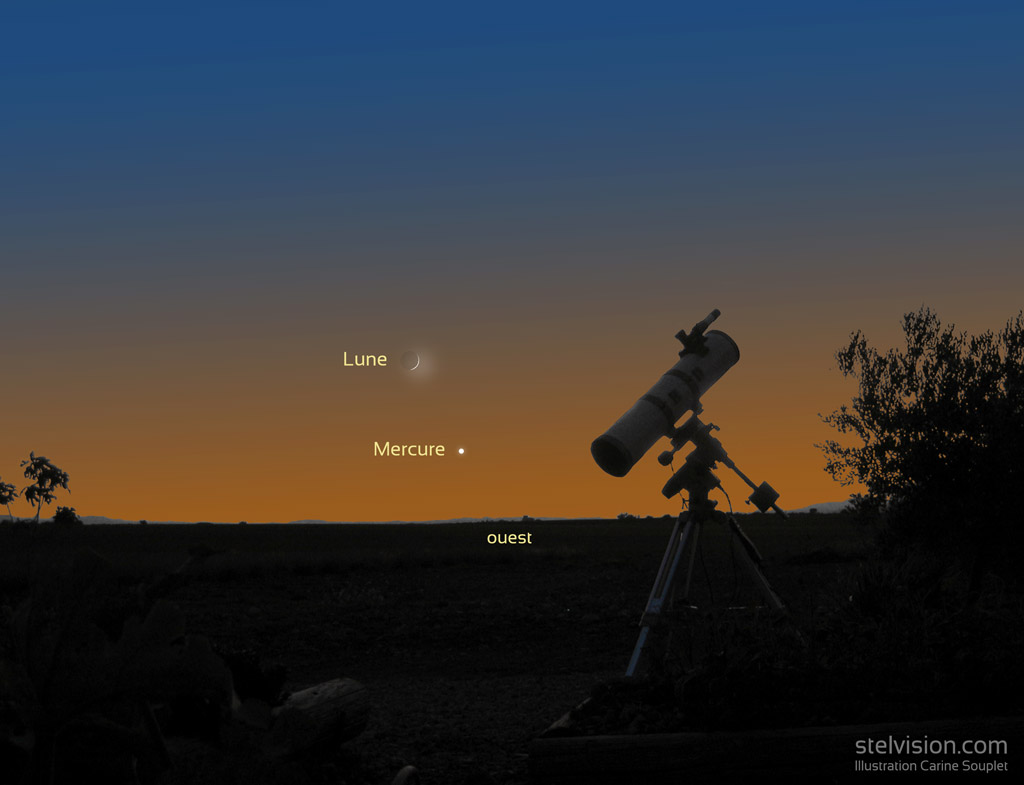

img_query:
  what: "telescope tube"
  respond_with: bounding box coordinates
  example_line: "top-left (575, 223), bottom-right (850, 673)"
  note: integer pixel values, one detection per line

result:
top-left (591, 330), bottom-right (740, 477)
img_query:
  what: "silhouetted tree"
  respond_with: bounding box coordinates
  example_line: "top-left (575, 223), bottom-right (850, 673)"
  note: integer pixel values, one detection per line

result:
top-left (21, 452), bottom-right (71, 523)
top-left (0, 478), bottom-right (18, 521)
top-left (819, 307), bottom-right (1024, 589)
top-left (53, 505), bottom-right (83, 526)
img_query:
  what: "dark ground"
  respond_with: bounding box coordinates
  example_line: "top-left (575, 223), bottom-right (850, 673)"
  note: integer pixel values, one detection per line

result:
top-left (9, 513), bottom-right (1006, 784)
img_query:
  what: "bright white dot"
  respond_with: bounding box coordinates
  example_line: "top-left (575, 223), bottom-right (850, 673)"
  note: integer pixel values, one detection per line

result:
top-left (458, 448), bottom-right (465, 455)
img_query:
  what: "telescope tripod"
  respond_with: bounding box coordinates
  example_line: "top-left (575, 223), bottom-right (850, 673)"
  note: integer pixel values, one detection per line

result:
top-left (625, 419), bottom-right (787, 677)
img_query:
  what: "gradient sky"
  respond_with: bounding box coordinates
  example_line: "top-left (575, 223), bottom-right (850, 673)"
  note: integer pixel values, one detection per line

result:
top-left (3, 1), bottom-right (1022, 521)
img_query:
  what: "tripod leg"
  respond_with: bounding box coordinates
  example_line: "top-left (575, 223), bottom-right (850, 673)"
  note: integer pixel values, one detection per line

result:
top-left (641, 515), bottom-right (681, 616)
top-left (679, 518), bottom-right (702, 604)
top-left (625, 627), bottom-right (652, 678)
top-left (727, 515), bottom-right (785, 611)
top-left (626, 513), bottom-right (695, 676)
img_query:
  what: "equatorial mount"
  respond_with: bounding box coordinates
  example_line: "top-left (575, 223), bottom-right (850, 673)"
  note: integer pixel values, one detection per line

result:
top-left (658, 414), bottom-right (787, 518)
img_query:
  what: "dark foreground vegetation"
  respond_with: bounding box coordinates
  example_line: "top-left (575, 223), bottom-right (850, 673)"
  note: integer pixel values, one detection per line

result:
top-left (2, 514), bottom-right (1021, 783)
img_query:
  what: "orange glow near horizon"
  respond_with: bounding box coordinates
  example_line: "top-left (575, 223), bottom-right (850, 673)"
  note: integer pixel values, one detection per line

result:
top-left (5, 270), bottom-right (1022, 523)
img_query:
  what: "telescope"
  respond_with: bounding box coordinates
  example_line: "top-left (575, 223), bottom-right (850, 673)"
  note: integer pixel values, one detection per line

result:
top-left (590, 309), bottom-right (790, 676)
top-left (591, 309), bottom-right (739, 477)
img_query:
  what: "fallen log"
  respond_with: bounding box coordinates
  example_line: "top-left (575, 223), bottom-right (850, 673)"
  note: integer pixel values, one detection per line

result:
top-left (266, 678), bottom-right (369, 758)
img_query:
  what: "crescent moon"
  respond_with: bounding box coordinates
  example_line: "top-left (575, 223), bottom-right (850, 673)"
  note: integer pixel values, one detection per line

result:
top-left (402, 351), bottom-right (421, 371)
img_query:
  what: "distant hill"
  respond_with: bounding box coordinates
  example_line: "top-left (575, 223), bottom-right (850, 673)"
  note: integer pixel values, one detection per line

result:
top-left (76, 516), bottom-right (548, 525)
top-left (62, 508), bottom-right (854, 524)
top-left (788, 500), bottom-right (853, 514)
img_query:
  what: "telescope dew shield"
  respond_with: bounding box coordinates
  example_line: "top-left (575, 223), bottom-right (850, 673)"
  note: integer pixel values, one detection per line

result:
top-left (591, 330), bottom-right (740, 477)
